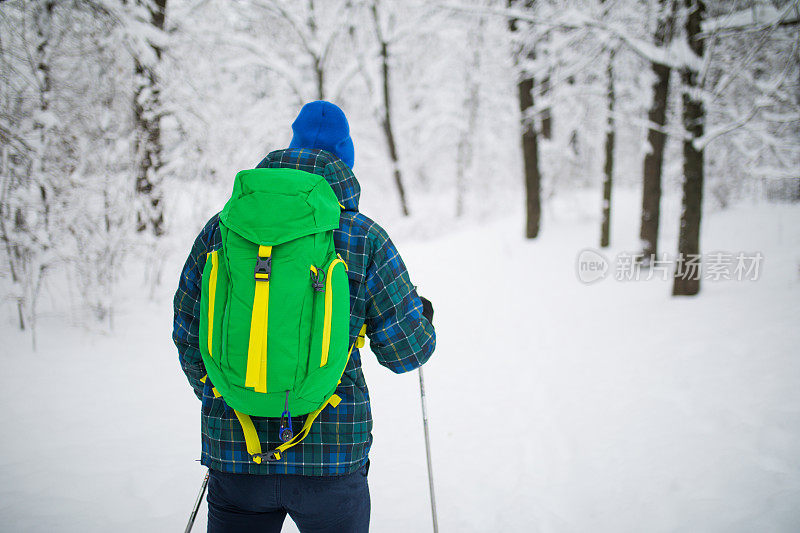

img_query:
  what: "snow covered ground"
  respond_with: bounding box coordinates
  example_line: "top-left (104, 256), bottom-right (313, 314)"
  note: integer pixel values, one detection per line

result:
top-left (1, 190), bottom-right (799, 532)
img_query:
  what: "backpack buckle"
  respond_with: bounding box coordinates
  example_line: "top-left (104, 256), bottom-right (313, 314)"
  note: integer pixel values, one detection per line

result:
top-left (253, 450), bottom-right (282, 462)
top-left (310, 268), bottom-right (324, 292)
top-left (254, 256), bottom-right (271, 281)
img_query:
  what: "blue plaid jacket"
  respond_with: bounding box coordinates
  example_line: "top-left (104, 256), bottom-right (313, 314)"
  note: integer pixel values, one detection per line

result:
top-left (173, 149), bottom-right (436, 475)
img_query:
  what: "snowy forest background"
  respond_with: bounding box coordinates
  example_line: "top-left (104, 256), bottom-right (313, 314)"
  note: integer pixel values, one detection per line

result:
top-left (1, 0), bottom-right (800, 531)
top-left (2, 0), bottom-right (798, 335)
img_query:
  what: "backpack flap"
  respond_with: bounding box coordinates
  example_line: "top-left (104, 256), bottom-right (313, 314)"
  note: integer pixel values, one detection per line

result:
top-left (220, 168), bottom-right (340, 246)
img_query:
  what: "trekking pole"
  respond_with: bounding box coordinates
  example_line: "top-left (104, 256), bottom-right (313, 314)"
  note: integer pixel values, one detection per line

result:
top-left (184, 469), bottom-right (210, 533)
top-left (418, 367), bottom-right (439, 533)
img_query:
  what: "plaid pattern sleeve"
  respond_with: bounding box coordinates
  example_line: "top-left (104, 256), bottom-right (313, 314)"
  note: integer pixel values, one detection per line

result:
top-left (364, 223), bottom-right (436, 373)
top-left (172, 214), bottom-right (219, 400)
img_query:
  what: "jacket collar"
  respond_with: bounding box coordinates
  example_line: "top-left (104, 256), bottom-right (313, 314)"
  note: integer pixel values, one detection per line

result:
top-left (256, 148), bottom-right (360, 211)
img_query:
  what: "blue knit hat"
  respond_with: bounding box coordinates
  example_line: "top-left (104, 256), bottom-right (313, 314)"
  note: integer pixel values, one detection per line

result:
top-left (288, 101), bottom-right (354, 169)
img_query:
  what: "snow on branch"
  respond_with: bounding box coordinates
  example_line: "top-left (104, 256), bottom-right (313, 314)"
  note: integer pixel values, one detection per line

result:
top-left (217, 33), bottom-right (307, 102)
top-left (702, 1), bottom-right (800, 35)
top-left (438, 2), bottom-right (702, 71)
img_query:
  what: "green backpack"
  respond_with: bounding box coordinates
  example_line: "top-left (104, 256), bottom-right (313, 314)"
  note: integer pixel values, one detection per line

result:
top-left (198, 168), bottom-right (358, 463)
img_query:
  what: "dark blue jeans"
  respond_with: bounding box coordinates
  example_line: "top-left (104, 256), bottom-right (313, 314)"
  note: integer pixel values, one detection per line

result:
top-left (207, 462), bottom-right (370, 533)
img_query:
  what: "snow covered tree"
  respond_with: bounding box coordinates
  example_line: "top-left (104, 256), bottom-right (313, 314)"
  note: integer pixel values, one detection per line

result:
top-left (68, 9), bottom-right (138, 324)
top-left (211, 0), bottom-right (410, 219)
top-left (599, 0), bottom-right (621, 248)
top-left (229, 0), bottom-right (358, 104)
top-left (368, 0), bottom-right (410, 216)
top-left (673, 0), bottom-right (705, 297)
top-left (600, 44), bottom-right (616, 248)
top-left (700, 1), bottom-right (800, 207)
top-left (456, 8), bottom-right (486, 218)
top-left (639, 0), bottom-right (677, 261)
top-left (671, 0), bottom-right (799, 295)
top-left (0, 0), bottom-right (63, 339)
top-left (345, 0), bottom-right (459, 217)
top-left (508, 0), bottom-right (543, 239)
top-left (1, 0), bottom-right (137, 336)
top-left (129, 0), bottom-right (168, 237)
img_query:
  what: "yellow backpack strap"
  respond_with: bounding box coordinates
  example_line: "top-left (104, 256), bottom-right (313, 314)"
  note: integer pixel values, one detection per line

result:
top-left (206, 251), bottom-right (219, 356)
top-left (345, 323), bottom-right (367, 360)
top-left (355, 323), bottom-right (367, 349)
top-left (245, 245), bottom-right (272, 393)
top-left (249, 394), bottom-right (342, 463)
top-left (200, 374), bottom-right (221, 397)
top-left (236, 323), bottom-right (366, 464)
top-left (234, 410), bottom-right (265, 464)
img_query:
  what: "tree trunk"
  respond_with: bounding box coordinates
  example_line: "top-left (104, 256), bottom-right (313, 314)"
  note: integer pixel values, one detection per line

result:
top-left (518, 76), bottom-right (542, 239)
top-left (371, 0), bottom-right (410, 216)
top-left (133, 0), bottom-right (167, 237)
top-left (34, 0), bottom-right (55, 233)
top-left (639, 0), bottom-right (676, 261)
top-left (456, 15), bottom-right (484, 218)
top-left (509, 0), bottom-right (542, 239)
top-left (314, 57), bottom-right (325, 100)
top-left (16, 0), bottom-right (58, 334)
top-left (600, 48), bottom-right (615, 248)
top-left (673, 0), bottom-right (705, 297)
top-left (308, 0), bottom-right (325, 100)
top-left (540, 74), bottom-right (552, 140)
top-left (0, 145), bottom-right (25, 331)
